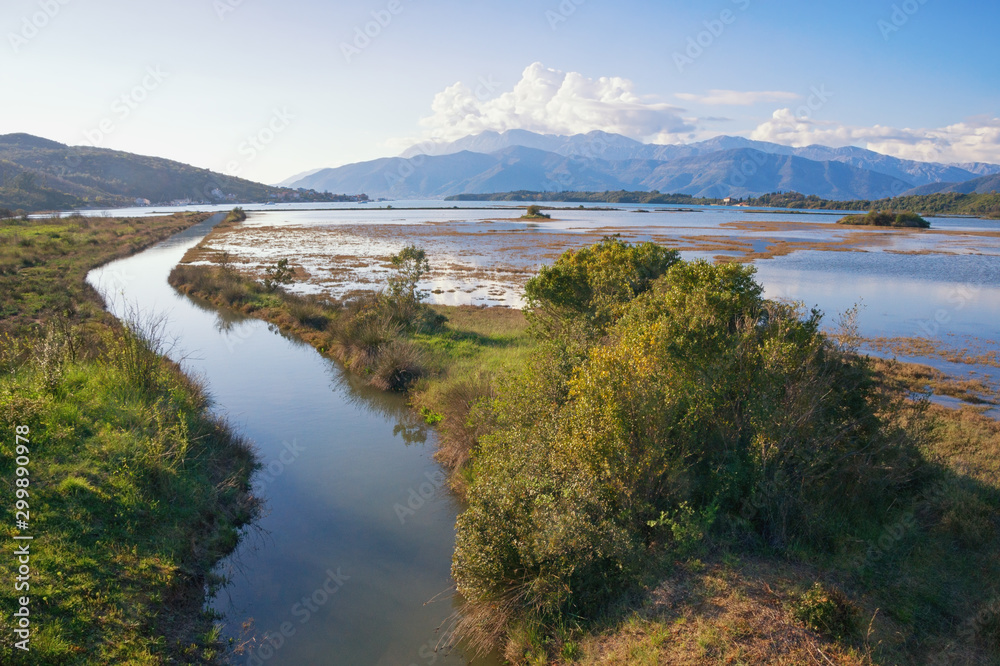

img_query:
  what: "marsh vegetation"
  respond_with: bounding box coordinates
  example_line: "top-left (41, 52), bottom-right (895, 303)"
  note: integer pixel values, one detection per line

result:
top-left (166, 220), bottom-right (1000, 664)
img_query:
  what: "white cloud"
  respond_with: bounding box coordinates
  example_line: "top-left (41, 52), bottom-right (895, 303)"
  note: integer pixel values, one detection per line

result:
top-left (675, 90), bottom-right (799, 106)
top-left (409, 62), bottom-right (692, 145)
top-left (751, 110), bottom-right (1000, 164)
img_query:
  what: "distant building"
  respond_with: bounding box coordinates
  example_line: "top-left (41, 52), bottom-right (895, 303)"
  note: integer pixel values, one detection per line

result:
top-left (134, 198), bottom-right (151, 206)
top-left (723, 197), bottom-right (733, 205)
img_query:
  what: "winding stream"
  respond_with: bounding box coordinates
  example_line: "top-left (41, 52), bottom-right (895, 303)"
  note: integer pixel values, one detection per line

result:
top-left (88, 215), bottom-right (491, 665)
top-left (83, 206), bottom-right (1000, 664)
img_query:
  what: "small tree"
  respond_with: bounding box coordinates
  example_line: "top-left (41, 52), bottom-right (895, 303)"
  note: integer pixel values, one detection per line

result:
top-left (262, 258), bottom-right (294, 291)
top-left (387, 245), bottom-right (430, 303)
top-left (525, 205), bottom-right (550, 219)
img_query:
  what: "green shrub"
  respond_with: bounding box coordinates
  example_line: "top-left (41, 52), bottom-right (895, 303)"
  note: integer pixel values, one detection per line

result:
top-left (837, 210), bottom-right (930, 228)
top-left (387, 245), bottom-right (430, 304)
top-left (262, 258), bottom-right (295, 291)
top-left (790, 583), bottom-right (859, 639)
top-left (524, 205), bottom-right (551, 219)
top-left (524, 236), bottom-right (679, 355)
top-left (453, 244), bottom-right (924, 653)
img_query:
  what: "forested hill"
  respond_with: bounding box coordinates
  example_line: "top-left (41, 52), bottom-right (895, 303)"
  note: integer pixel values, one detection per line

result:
top-left (744, 190), bottom-right (1000, 217)
top-left (447, 189), bottom-right (1000, 218)
top-left (0, 133), bottom-right (355, 212)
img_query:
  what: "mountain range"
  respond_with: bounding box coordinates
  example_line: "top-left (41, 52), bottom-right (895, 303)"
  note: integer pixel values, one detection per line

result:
top-left (289, 130), bottom-right (1000, 201)
top-left (902, 173), bottom-right (1000, 196)
top-left (0, 133), bottom-right (342, 212)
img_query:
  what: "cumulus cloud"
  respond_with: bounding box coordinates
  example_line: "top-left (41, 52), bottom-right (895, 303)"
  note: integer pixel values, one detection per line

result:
top-left (411, 62), bottom-right (693, 144)
top-left (751, 110), bottom-right (1000, 164)
top-left (675, 90), bottom-right (799, 106)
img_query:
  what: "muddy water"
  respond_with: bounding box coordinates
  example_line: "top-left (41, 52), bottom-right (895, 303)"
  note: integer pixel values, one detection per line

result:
top-left (87, 215), bottom-right (497, 665)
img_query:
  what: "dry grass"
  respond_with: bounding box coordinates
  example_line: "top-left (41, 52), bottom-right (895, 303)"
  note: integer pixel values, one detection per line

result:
top-left (862, 335), bottom-right (1000, 370)
top-left (555, 396), bottom-right (1000, 666)
top-left (872, 357), bottom-right (999, 406)
top-left (0, 212), bottom-right (211, 332)
top-left (576, 558), bottom-right (872, 665)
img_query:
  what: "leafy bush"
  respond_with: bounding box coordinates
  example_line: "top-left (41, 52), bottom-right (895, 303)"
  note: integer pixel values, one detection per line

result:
top-left (524, 236), bottom-right (679, 354)
top-left (524, 205), bottom-right (551, 219)
top-left (170, 246), bottom-right (444, 392)
top-left (790, 583), bottom-right (859, 639)
top-left (837, 210), bottom-right (930, 228)
top-left (453, 242), bottom-right (924, 652)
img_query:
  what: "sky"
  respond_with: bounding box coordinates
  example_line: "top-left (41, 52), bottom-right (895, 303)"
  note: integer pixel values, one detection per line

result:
top-left (2, 0), bottom-right (998, 184)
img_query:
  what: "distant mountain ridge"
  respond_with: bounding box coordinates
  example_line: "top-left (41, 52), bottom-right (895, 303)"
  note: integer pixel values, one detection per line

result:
top-left (293, 130), bottom-right (999, 201)
top-left (400, 130), bottom-right (997, 188)
top-left (904, 173), bottom-right (1000, 196)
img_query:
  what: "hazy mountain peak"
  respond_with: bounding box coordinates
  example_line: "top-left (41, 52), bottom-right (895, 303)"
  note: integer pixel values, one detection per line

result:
top-left (289, 129), bottom-right (1000, 202)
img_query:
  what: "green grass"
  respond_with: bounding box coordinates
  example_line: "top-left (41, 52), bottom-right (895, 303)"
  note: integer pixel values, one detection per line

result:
top-left (414, 305), bottom-right (534, 384)
top-left (0, 334), bottom-right (257, 664)
top-left (0, 211), bottom-right (258, 664)
top-left (0, 213), bottom-right (209, 332)
top-left (168, 263), bottom-right (537, 488)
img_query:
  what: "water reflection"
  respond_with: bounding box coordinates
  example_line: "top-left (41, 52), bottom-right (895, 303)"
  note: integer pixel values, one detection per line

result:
top-left (87, 216), bottom-right (495, 665)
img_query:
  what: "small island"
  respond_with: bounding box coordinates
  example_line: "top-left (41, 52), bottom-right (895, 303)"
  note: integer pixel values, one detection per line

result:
top-left (521, 204), bottom-right (552, 220)
top-left (837, 210), bottom-right (930, 228)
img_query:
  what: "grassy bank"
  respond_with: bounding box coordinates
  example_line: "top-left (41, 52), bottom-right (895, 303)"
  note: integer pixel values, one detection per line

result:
top-left (167, 236), bottom-right (1000, 665)
top-left (166, 261), bottom-right (534, 489)
top-left (0, 212), bottom-right (259, 664)
top-left (0, 212), bottom-right (209, 332)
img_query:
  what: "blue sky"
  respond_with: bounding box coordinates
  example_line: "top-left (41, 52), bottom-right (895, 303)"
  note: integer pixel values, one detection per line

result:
top-left (2, 0), bottom-right (997, 183)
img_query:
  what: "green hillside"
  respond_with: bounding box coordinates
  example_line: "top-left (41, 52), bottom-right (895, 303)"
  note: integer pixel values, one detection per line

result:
top-left (746, 190), bottom-right (1000, 217)
top-left (448, 188), bottom-right (1000, 218)
top-left (0, 133), bottom-right (359, 212)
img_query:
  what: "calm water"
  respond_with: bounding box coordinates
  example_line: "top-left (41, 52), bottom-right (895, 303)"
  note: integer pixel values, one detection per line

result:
top-left (88, 215), bottom-right (496, 666)
top-left (84, 204), bottom-right (999, 664)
